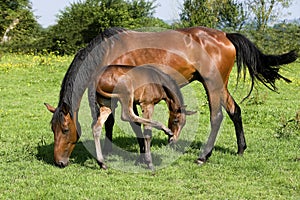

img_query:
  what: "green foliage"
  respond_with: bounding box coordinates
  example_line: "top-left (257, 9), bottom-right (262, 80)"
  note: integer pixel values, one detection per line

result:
top-left (245, 0), bottom-right (294, 31)
top-left (0, 54), bottom-right (299, 199)
top-left (0, 0), bottom-right (42, 53)
top-left (241, 22), bottom-right (300, 54)
top-left (1, 0), bottom-right (299, 55)
top-left (275, 110), bottom-right (300, 139)
top-left (179, 0), bottom-right (246, 31)
top-left (218, 0), bottom-right (247, 31)
top-left (38, 0), bottom-right (168, 55)
top-left (0, 0), bottom-right (30, 36)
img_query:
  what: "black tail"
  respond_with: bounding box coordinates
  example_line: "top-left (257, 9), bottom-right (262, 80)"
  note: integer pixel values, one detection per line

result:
top-left (226, 33), bottom-right (298, 97)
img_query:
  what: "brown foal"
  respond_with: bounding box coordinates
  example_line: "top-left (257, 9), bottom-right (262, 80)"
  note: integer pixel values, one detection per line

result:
top-left (90, 64), bottom-right (193, 170)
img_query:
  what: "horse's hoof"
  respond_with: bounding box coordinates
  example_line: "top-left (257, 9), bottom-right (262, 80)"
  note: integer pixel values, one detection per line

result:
top-left (168, 137), bottom-right (174, 143)
top-left (237, 152), bottom-right (244, 156)
top-left (148, 163), bottom-right (155, 172)
top-left (195, 158), bottom-right (206, 166)
top-left (101, 164), bottom-right (108, 170)
top-left (237, 149), bottom-right (246, 156)
top-left (165, 130), bottom-right (173, 137)
top-left (97, 160), bottom-right (108, 170)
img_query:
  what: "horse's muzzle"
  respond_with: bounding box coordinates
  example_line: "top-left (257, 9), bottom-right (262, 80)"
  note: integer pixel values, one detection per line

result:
top-left (168, 135), bottom-right (177, 143)
top-left (54, 160), bottom-right (69, 168)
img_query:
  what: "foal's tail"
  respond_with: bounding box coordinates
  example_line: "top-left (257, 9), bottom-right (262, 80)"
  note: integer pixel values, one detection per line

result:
top-left (97, 88), bottom-right (119, 99)
top-left (226, 33), bottom-right (298, 98)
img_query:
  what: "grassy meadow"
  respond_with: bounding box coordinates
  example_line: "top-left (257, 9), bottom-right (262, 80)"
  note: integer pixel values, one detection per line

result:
top-left (0, 53), bottom-right (299, 199)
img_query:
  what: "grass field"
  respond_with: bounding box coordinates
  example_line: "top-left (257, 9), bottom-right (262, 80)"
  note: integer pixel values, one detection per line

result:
top-left (0, 53), bottom-right (299, 199)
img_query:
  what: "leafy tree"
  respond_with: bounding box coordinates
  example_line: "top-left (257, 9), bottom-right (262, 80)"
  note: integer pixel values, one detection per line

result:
top-left (1, 0), bottom-right (30, 41)
top-left (41, 0), bottom-right (168, 55)
top-left (179, 0), bottom-right (247, 31)
top-left (244, 21), bottom-right (300, 54)
top-left (245, 0), bottom-right (294, 31)
top-left (218, 0), bottom-right (247, 31)
top-left (180, 0), bottom-right (216, 28)
top-left (0, 0), bottom-right (41, 53)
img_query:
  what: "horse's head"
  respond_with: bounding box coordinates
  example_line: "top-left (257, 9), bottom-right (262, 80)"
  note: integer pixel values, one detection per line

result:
top-left (168, 106), bottom-right (196, 143)
top-left (44, 102), bottom-right (79, 168)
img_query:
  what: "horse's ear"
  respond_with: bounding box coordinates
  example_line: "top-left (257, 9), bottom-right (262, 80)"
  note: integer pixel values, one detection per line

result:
top-left (44, 103), bottom-right (56, 113)
top-left (61, 102), bottom-right (70, 115)
top-left (181, 105), bottom-right (197, 115)
top-left (186, 110), bottom-right (197, 116)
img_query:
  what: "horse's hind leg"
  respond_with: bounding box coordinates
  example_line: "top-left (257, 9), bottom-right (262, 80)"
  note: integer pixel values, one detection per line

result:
top-left (222, 89), bottom-right (247, 155)
top-left (93, 106), bottom-right (112, 169)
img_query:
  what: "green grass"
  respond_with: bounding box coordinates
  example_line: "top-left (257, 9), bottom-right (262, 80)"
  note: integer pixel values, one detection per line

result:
top-left (0, 53), bottom-right (299, 199)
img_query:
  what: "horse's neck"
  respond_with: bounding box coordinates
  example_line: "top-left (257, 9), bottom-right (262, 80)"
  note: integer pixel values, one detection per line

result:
top-left (165, 91), bottom-right (181, 113)
top-left (162, 77), bottom-right (183, 113)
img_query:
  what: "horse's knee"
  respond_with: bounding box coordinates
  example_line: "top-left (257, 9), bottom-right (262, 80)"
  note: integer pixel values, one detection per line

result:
top-left (121, 109), bottom-right (133, 122)
top-left (144, 128), bottom-right (152, 137)
top-left (93, 126), bottom-right (102, 138)
top-left (211, 111), bottom-right (223, 127)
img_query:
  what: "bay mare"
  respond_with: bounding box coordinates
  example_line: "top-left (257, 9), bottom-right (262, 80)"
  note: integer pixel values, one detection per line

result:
top-left (45, 26), bottom-right (297, 168)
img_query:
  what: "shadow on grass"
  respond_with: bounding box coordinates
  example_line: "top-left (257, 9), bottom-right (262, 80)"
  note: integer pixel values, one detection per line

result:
top-left (188, 140), bottom-right (237, 156)
top-left (36, 135), bottom-right (174, 168)
top-left (36, 141), bottom-right (94, 166)
top-left (36, 135), bottom-right (237, 169)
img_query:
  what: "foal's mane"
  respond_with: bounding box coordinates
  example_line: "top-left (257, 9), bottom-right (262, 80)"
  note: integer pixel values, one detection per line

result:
top-left (151, 67), bottom-right (185, 111)
top-left (57, 27), bottom-right (127, 117)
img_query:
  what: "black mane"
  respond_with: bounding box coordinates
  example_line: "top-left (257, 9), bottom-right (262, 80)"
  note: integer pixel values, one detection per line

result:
top-left (58, 27), bottom-right (127, 116)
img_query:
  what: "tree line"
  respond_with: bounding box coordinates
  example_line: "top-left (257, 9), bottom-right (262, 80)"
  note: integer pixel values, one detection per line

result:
top-left (1, 0), bottom-right (299, 55)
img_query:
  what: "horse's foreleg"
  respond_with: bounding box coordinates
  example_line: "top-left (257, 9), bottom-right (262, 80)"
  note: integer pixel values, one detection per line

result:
top-left (103, 100), bottom-right (117, 155)
top-left (130, 104), bottom-right (144, 153)
top-left (93, 106), bottom-right (112, 169)
top-left (222, 90), bottom-right (247, 155)
top-left (130, 114), bottom-right (172, 136)
top-left (103, 112), bottom-right (114, 155)
top-left (129, 104), bottom-right (146, 164)
top-left (141, 103), bottom-right (155, 171)
top-left (197, 89), bottom-right (223, 165)
top-left (144, 128), bottom-right (153, 171)
top-left (120, 97), bottom-right (173, 136)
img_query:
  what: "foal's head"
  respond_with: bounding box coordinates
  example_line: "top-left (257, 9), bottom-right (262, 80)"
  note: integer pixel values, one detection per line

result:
top-left (168, 106), bottom-right (196, 143)
top-left (168, 106), bottom-right (186, 142)
top-left (45, 103), bottom-right (79, 168)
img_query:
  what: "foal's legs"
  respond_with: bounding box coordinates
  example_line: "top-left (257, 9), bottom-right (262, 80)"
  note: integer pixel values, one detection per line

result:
top-left (222, 89), bottom-right (247, 155)
top-left (128, 104), bottom-right (147, 164)
top-left (93, 106), bottom-right (112, 169)
top-left (140, 103), bottom-right (155, 170)
top-left (119, 96), bottom-right (173, 136)
top-left (129, 104), bottom-right (145, 154)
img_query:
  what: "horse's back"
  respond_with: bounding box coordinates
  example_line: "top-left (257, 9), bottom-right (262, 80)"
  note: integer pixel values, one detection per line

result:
top-left (110, 27), bottom-right (236, 85)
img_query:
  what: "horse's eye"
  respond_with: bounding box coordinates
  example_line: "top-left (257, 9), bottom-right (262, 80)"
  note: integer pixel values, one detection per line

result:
top-left (62, 128), bottom-right (69, 134)
top-left (173, 118), bottom-right (179, 124)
